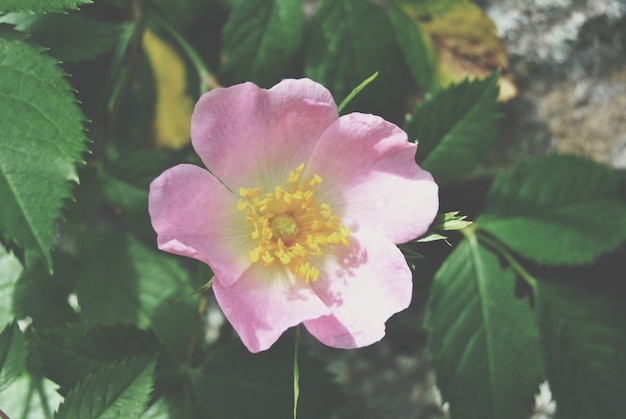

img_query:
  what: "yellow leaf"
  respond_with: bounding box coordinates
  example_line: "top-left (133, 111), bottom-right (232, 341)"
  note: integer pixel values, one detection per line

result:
top-left (400, 0), bottom-right (517, 101)
top-left (143, 29), bottom-right (194, 149)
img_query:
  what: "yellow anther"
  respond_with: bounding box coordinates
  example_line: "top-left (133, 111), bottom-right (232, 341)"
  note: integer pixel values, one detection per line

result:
top-left (262, 251), bottom-right (274, 266)
top-left (310, 174), bottom-right (322, 186)
top-left (240, 164), bottom-right (350, 282)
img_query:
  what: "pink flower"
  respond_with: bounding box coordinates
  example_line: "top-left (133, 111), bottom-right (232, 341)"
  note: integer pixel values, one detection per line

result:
top-left (149, 79), bottom-right (438, 353)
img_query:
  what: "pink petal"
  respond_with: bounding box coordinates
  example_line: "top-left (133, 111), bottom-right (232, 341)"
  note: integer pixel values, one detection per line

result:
top-left (213, 264), bottom-right (331, 353)
top-left (190, 79), bottom-right (339, 191)
top-left (149, 164), bottom-right (253, 286)
top-left (306, 113), bottom-right (439, 244)
top-left (303, 230), bottom-right (413, 349)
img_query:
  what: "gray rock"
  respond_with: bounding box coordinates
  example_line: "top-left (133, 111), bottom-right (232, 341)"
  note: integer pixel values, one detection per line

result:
top-left (484, 0), bottom-right (626, 169)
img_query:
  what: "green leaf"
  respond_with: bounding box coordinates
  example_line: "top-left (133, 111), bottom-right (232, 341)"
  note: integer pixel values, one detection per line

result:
top-left (305, 0), bottom-right (409, 122)
top-left (479, 154), bottom-right (626, 265)
top-left (536, 279), bottom-right (626, 418)
top-left (0, 245), bottom-right (22, 328)
top-left (55, 356), bottom-right (156, 419)
top-left (418, 211), bottom-right (472, 242)
top-left (438, 211), bottom-right (472, 231)
top-left (0, 322), bottom-right (26, 393)
top-left (426, 234), bottom-right (544, 419)
top-left (0, 373), bottom-right (63, 419)
top-left (390, 1), bottom-right (437, 91)
top-left (407, 72), bottom-right (501, 185)
top-left (0, 12), bottom-right (124, 63)
top-left (0, 27), bottom-right (89, 271)
top-left (0, 0), bottom-right (90, 13)
top-left (220, 0), bottom-right (304, 87)
top-left (31, 323), bottom-right (159, 395)
top-left (75, 232), bottom-right (192, 327)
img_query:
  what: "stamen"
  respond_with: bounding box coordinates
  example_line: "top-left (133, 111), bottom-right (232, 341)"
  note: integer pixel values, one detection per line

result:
top-left (238, 164), bottom-right (350, 282)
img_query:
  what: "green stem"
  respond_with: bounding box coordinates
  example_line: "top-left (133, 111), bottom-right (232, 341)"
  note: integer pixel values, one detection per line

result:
top-left (145, 0), bottom-right (219, 95)
top-left (109, 0), bottom-right (147, 113)
top-left (475, 230), bottom-right (539, 288)
top-left (293, 326), bottom-right (301, 419)
top-left (95, 0), bottom-right (147, 161)
top-left (338, 72), bottom-right (379, 113)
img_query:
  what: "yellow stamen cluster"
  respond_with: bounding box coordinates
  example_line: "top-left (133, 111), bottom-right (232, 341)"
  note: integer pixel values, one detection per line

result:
top-left (238, 164), bottom-right (350, 282)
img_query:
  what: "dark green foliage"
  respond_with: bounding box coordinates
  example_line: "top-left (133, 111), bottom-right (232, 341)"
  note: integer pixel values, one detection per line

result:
top-left (0, 247), bottom-right (22, 327)
top-left (220, 0), bottom-right (304, 87)
top-left (407, 72), bottom-right (502, 185)
top-left (0, 12), bottom-right (124, 62)
top-left (151, 0), bottom-right (213, 30)
top-left (55, 356), bottom-right (156, 419)
top-left (424, 153), bottom-right (626, 418)
top-left (305, 0), bottom-right (410, 123)
top-left (30, 323), bottom-right (159, 395)
top-left (102, 150), bottom-right (171, 212)
top-left (12, 253), bottom-right (79, 329)
top-left (74, 231), bottom-right (193, 327)
top-left (0, 372), bottom-right (62, 418)
top-left (536, 274), bottom-right (626, 419)
top-left (0, 0), bottom-right (90, 14)
top-left (0, 322), bottom-right (26, 393)
top-left (188, 336), bottom-right (343, 419)
top-left (426, 237), bottom-right (544, 419)
top-left (390, 2), bottom-right (437, 91)
top-left (479, 154), bottom-right (626, 265)
top-left (149, 296), bottom-right (198, 362)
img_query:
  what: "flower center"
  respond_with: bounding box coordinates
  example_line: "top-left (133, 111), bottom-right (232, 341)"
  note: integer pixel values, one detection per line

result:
top-left (269, 214), bottom-right (299, 244)
top-left (237, 163), bottom-right (350, 283)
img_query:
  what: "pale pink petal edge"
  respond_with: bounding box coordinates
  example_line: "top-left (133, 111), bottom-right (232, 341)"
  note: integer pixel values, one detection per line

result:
top-left (307, 113), bottom-right (439, 244)
top-left (303, 230), bottom-right (413, 349)
top-left (213, 264), bottom-right (331, 353)
top-left (148, 164), bottom-right (252, 286)
top-left (190, 78), bottom-right (339, 191)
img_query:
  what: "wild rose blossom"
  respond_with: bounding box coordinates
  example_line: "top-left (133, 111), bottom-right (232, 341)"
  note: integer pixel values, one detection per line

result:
top-left (149, 78), bottom-right (438, 353)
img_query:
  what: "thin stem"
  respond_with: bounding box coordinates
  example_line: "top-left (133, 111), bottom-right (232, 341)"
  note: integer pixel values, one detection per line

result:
top-left (95, 0), bottom-right (147, 160)
top-left (145, 0), bottom-right (220, 95)
top-left (338, 72), bottom-right (378, 113)
top-left (475, 230), bottom-right (539, 288)
top-left (293, 326), bottom-right (301, 419)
